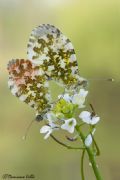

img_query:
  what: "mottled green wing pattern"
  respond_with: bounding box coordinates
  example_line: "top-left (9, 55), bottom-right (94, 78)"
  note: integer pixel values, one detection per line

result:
top-left (8, 24), bottom-right (87, 118)
top-left (27, 24), bottom-right (83, 88)
top-left (7, 59), bottom-right (51, 114)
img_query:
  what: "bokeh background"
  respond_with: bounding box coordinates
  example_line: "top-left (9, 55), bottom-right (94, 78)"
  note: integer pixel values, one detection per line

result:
top-left (0, 0), bottom-right (120, 179)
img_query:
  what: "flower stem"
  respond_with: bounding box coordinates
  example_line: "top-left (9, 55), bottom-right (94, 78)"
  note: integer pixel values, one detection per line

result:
top-left (92, 135), bottom-right (100, 156)
top-left (76, 126), bottom-right (103, 180)
top-left (81, 149), bottom-right (85, 180)
top-left (50, 134), bottom-right (85, 150)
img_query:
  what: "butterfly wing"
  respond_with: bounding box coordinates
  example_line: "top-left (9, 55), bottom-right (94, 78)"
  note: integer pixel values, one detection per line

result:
top-left (27, 24), bottom-right (85, 88)
top-left (7, 59), bottom-right (51, 114)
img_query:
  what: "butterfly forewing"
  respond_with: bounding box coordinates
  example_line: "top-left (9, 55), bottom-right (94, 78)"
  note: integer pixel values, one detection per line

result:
top-left (27, 24), bottom-right (83, 87)
top-left (7, 59), bottom-right (51, 114)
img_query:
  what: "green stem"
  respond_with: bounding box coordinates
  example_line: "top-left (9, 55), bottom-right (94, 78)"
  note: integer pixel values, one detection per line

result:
top-left (76, 126), bottom-right (103, 180)
top-left (50, 134), bottom-right (85, 150)
top-left (92, 135), bottom-right (100, 156)
top-left (81, 150), bottom-right (85, 180)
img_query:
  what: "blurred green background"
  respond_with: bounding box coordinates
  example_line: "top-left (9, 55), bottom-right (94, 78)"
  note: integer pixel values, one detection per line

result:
top-left (0, 0), bottom-right (120, 179)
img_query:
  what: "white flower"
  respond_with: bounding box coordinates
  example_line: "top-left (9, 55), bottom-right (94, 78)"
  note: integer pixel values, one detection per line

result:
top-left (72, 89), bottom-right (88, 108)
top-left (40, 123), bottom-right (59, 139)
top-left (85, 129), bottom-right (96, 147)
top-left (46, 112), bottom-right (57, 123)
top-left (40, 125), bottom-right (52, 139)
top-left (58, 93), bottom-right (72, 102)
top-left (85, 134), bottom-right (93, 147)
top-left (79, 111), bottom-right (100, 125)
top-left (61, 118), bottom-right (77, 133)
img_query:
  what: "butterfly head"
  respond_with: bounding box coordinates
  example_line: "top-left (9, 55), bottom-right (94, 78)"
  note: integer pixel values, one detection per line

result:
top-left (77, 78), bottom-right (88, 88)
top-left (35, 114), bottom-right (44, 122)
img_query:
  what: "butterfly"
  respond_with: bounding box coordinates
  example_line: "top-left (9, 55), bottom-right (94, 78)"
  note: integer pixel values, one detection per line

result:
top-left (7, 24), bottom-right (87, 121)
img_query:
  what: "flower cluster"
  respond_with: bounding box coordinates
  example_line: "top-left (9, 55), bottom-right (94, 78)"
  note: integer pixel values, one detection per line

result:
top-left (40, 88), bottom-right (100, 147)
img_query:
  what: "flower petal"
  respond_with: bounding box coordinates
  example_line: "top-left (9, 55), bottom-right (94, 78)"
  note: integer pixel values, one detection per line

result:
top-left (79, 111), bottom-right (91, 124)
top-left (63, 93), bottom-right (72, 102)
top-left (67, 126), bottom-right (75, 133)
top-left (58, 93), bottom-right (72, 102)
top-left (85, 134), bottom-right (93, 147)
top-left (44, 129), bottom-right (52, 139)
top-left (61, 123), bottom-right (68, 131)
top-left (46, 112), bottom-right (57, 122)
top-left (40, 125), bottom-right (50, 134)
top-left (72, 89), bottom-right (88, 108)
top-left (91, 116), bottom-right (100, 125)
top-left (79, 89), bottom-right (88, 97)
top-left (61, 118), bottom-right (76, 133)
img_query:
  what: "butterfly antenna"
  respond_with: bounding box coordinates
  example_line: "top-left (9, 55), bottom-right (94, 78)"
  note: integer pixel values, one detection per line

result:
top-left (88, 78), bottom-right (115, 82)
top-left (22, 119), bottom-right (35, 140)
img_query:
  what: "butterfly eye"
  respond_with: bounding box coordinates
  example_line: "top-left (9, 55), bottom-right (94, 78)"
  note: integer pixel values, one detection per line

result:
top-left (35, 114), bottom-right (44, 122)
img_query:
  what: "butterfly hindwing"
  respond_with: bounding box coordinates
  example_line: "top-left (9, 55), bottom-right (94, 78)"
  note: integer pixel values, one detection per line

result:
top-left (7, 59), bottom-right (51, 114)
